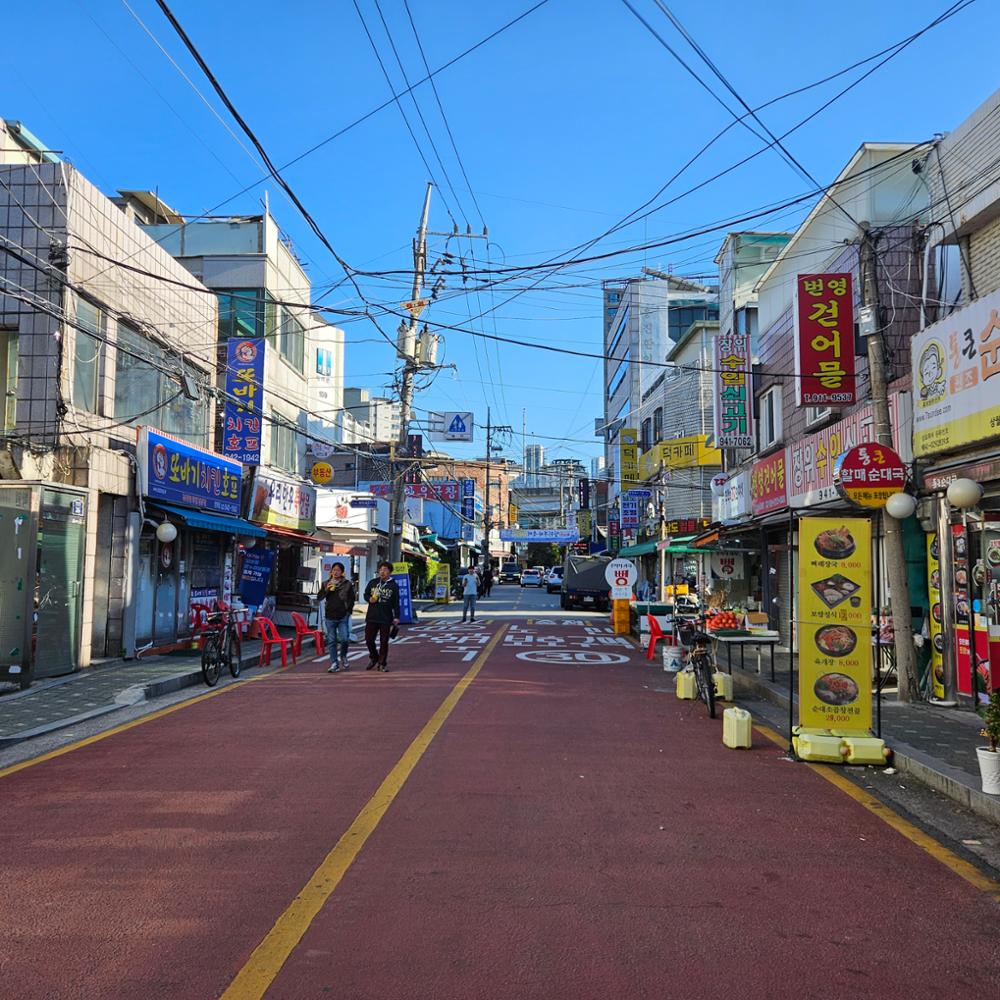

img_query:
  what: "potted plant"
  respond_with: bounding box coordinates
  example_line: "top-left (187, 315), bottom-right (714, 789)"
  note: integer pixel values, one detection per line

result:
top-left (977, 691), bottom-right (1000, 795)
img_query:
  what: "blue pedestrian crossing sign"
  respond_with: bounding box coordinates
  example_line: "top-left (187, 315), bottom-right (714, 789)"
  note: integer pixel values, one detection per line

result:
top-left (448, 414), bottom-right (467, 434)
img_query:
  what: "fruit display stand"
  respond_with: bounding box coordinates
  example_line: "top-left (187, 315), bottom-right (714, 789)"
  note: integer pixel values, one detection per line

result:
top-left (704, 609), bottom-right (781, 679)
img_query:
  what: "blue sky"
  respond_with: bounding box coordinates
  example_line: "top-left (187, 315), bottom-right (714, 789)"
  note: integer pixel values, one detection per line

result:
top-left (5, 0), bottom-right (999, 467)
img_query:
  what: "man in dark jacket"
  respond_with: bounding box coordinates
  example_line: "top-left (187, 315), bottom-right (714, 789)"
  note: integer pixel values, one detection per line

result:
top-left (363, 561), bottom-right (401, 672)
top-left (317, 562), bottom-right (355, 673)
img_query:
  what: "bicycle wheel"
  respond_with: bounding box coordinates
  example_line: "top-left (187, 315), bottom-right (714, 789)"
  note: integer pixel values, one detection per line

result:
top-left (201, 633), bottom-right (222, 687)
top-left (226, 629), bottom-right (242, 678)
top-left (697, 655), bottom-right (716, 719)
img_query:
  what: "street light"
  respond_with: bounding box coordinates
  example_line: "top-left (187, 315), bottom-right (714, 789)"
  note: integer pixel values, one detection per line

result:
top-left (946, 477), bottom-right (983, 705)
top-left (155, 520), bottom-right (178, 544)
top-left (884, 492), bottom-right (918, 520)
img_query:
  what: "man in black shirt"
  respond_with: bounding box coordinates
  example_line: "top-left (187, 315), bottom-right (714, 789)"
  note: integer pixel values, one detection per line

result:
top-left (317, 561), bottom-right (355, 673)
top-left (363, 561), bottom-right (401, 672)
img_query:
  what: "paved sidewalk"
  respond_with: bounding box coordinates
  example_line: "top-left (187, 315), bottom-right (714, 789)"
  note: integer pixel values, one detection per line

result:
top-left (713, 647), bottom-right (1000, 824)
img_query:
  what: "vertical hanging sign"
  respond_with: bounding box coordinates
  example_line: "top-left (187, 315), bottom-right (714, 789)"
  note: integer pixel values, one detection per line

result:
top-left (713, 331), bottom-right (754, 448)
top-left (619, 428), bottom-right (639, 491)
top-left (223, 338), bottom-right (266, 464)
top-left (794, 273), bottom-right (856, 407)
top-left (798, 517), bottom-right (872, 732)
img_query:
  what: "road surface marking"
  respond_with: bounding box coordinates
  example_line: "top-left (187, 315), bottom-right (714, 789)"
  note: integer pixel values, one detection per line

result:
top-left (221, 623), bottom-right (510, 1000)
top-left (0, 665), bottom-right (300, 782)
top-left (753, 723), bottom-right (1000, 903)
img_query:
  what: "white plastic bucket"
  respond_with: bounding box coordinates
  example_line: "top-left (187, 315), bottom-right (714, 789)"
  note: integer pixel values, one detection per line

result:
top-left (662, 645), bottom-right (684, 673)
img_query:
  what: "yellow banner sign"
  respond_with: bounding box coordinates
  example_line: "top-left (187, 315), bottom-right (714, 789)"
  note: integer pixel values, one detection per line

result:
top-left (638, 434), bottom-right (722, 480)
top-left (619, 428), bottom-right (639, 490)
top-left (576, 509), bottom-right (592, 537)
top-left (798, 517), bottom-right (872, 733)
top-left (926, 534), bottom-right (945, 700)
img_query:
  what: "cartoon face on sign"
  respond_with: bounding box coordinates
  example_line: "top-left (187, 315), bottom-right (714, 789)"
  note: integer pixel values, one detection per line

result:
top-left (152, 443), bottom-right (168, 481)
top-left (918, 341), bottom-right (946, 404)
top-left (234, 340), bottom-right (258, 364)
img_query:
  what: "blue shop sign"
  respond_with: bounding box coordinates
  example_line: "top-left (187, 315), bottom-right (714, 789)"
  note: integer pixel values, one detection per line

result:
top-left (223, 338), bottom-right (266, 465)
top-left (240, 548), bottom-right (275, 607)
top-left (393, 572), bottom-right (414, 624)
top-left (138, 427), bottom-right (242, 517)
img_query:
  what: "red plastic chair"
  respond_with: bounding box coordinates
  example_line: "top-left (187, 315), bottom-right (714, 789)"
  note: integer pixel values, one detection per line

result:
top-left (190, 603), bottom-right (214, 650)
top-left (291, 611), bottom-right (325, 658)
top-left (646, 614), bottom-right (669, 661)
top-left (256, 617), bottom-right (297, 668)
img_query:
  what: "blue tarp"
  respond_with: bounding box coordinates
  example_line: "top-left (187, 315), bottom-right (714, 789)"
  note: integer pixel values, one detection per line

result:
top-left (152, 501), bottom-right (267, 538)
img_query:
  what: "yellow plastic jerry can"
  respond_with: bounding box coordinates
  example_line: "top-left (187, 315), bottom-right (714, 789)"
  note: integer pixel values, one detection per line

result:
top-left (722, 707), bottom-right (752, 748)
top-left (794, 730), bottom-right (846, 763)
top-left (835, 734), bottom-right (888, 765)
top-left (675, 670), bottom-right (697, 699)
top-left (713, 671), bottom-right (733, 701)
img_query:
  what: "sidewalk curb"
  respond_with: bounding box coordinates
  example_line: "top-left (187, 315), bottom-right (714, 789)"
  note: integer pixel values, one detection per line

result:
top-left (0, 648), bottom-right (266, 749)
top-left (729, 670), bottom-right (1000, 827)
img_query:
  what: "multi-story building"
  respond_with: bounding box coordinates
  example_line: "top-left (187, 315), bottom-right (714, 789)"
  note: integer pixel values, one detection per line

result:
top-left (601, 272), bottom-right (718, 501)
top-left (344, 387), bottom-right (400, 443)
top-left (0, 132), bottom-right (228, 680)
top-left (910, 86), bottom-right (1000, 706)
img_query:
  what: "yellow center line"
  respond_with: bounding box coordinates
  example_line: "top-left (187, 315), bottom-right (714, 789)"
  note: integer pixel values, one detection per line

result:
top-left (0, 661), bottom-right (301, 781)
top-left (220, 623), bottom-right (510, 1000)
top-left (753, 723), bottom-right (1000, 903)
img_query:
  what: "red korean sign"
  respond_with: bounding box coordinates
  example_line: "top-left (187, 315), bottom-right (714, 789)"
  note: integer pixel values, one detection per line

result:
top-left (368, 481), bottom-right (461, 501)
top-left (833, 443), bottom-right (907, 508)
top-left (751, 451), bottom-right (787, 515)
top-left (794, 272), bottom-right (857, 407)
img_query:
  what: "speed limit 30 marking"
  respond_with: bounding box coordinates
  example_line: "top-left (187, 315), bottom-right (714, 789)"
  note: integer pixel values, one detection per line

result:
top-left (515, 650), bottom-right (630, 665)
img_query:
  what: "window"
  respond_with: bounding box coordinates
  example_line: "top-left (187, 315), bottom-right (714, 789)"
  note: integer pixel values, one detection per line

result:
top-left (608, 303), bottom-right (630, 359)
top-left (217, 289), bottom-right (277, 341)
top-left (115, 323), bottom-right (207, 446)
top-left (269, 412), bottom-right (299, 473)
top-left (806, 405), bottom-right (835, 428)
top-left (758, 387), bottom-right (783, 450)
top-left (278, 306), bottom-right (305, 371)
top-left (607, 348), bottom-right (631, 399)
top-left (0, 329), bottom-right (16, 430)
top-left (74, 300), bottom-right (103, 413)
top-left (652, 407), bottom-right (663, 444)
top-left (641, 418), bottom-right (653, 453)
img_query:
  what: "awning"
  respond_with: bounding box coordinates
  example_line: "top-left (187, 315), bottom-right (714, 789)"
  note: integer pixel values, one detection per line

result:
top-left (420, 534), bottom-right (450, 554)
top-left (691, 530), bottom-right (720, 549)
top-left (264, 524), bottom-right (322, 546)
top-left (151, 502), bottom-right (266, 538)
top-left (618, 539), bottom-right (659, 557)
top-left (401, 543), bottom-right (427, 560)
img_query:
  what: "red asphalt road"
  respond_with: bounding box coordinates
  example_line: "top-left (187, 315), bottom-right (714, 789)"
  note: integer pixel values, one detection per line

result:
top-left (1, 617), bottom-right (999, 1000)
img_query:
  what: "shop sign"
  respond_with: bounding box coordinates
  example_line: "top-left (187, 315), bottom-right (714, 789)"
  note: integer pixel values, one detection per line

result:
top-left (605, 558), bottom-right (637, 600)
top-left (750, 451), bottom-right (787, 515)
top-left (222, 338), bottom-right (265, 465)
top-left (608, 515), bottom-right (621, 551)
top-left (620, 495), bottom-right (640, 527)
top-left (794, 273), bottom-right (857, 406)
top-left (578, 477), bottom-right (590, 509)
top-left (249, 471), bottom-right (317, 533)
top-left (137, 427), bottom-right (241, 517)
top-left (833, 443), bottom-right (907, 508)
top-left (576, 509), bottom-right (592, 538)
top-left (368, 481), bottom-right (461, 502)
top-left (949, 524), bottom-right (991, 702)
top-left (798, 517), bottom-right (872, 732)
top-left (239, 548), bottom-right (275, 608)
top-left (663, 517), bottom-right (711, 535)
top-left (710, 552), bottom-right (744, 580)
top-left (713, 331), bottom-right (754, 448)
top-left (912, 284), bottom-right (1000, 457)
top-left (434, 563), bottom-right (451, 602)
top-left (926, 533), bottom-right (945, 700)
top-left (460, 479), bottom-right (476, 525)
top-left (508, 502), bottom-right (519, 526)
top-left (639, 435), bottom-right (722, 481)
top-left (310, 461), bottom-right (334, 485)
top-left (924, 454), bottom-right (1000, 493)
top-left (786, 392), bottom-right (910, 508)
top-left (713, 470), bottom-right (752, 524)
top-left (619, 428), bottom-right (640, 490)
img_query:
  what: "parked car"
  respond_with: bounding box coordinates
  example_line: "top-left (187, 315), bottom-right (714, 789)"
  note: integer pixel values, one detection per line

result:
top-left (545, 566), bottom-right (564, 593)
top-left (520, 569), bottom-right (543, 588)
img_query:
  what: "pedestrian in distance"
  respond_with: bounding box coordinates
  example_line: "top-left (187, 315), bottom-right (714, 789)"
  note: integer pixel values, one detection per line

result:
top-left (317, 561), bottom-right (355, 673)
top-left (363, 561), bottom-right (400, 672)
top-left (483, 565), bottom-right (494, 598)
top-left (461, 565), bottom-right (479, 623)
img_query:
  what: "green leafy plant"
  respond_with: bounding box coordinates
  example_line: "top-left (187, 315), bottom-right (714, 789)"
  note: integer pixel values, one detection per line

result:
top-left (980, 691), bottom-right (1000, 752)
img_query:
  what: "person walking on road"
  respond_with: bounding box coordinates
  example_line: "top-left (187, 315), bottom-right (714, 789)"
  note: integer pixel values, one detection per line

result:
top-left (318, 561), bottom-right (355, 673)
top-left (363, 561), bottom-right (400, 672)
top-left (482, 565), bottom-right (494, 598)
top-left (461, 565), bottom-right (479, 623)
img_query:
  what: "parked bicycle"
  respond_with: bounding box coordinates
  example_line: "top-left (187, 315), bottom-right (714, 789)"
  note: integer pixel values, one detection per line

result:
top-left (200, 609), bottom-right (242, 687)
top-left (677, 617), bottom-right (716, 718)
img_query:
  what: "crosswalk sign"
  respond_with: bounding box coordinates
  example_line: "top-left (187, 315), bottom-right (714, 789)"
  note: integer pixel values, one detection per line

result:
top-left (441, 411), bottom-right (474, 441)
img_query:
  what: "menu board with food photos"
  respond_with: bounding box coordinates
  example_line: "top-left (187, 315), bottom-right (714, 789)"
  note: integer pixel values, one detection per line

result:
top-left (926, 534), bottom-right (945, 700)
top-left (799, 517), bottom-right (872, 732)
top-left (952, 524), bottom-right (991, 703)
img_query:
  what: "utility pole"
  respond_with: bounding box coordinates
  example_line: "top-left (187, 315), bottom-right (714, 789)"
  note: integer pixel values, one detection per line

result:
top-left (860, 226), bottom-right (920, 702)
top-left (389, 183), bottom-right (433, 564)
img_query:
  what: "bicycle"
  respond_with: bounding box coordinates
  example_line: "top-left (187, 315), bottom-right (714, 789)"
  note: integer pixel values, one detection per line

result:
top-left (677, 618), bottom-right (716, 719)
top-left (200, 610), bottom-right (243, 687)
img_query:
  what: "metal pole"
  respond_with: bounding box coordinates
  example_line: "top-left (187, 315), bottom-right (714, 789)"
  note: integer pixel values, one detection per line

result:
top-left (788, 509), bottom-right (795, 756)
top-left (875, 510), bottom-right (882, 739)
top-left (859, 227), bottom-right (919, 701)
top-left (390, 183), bottom-right (433, 564)
top-left (484, 407), bottom-right (491, 572)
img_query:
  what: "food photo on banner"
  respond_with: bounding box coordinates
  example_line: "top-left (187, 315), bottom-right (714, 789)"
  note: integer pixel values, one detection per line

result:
top-left (798, 517), bottom-right (872, 733)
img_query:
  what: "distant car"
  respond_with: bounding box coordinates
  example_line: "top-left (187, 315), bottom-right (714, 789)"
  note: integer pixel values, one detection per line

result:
top-left (500, 561), bottom-right (520, 583)
top-left (545, 566), bottom-right (564, 593)
top-left (520, 570), bottom-right (543, 588)
top-left (532, 565), bottom-right (545, 577)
